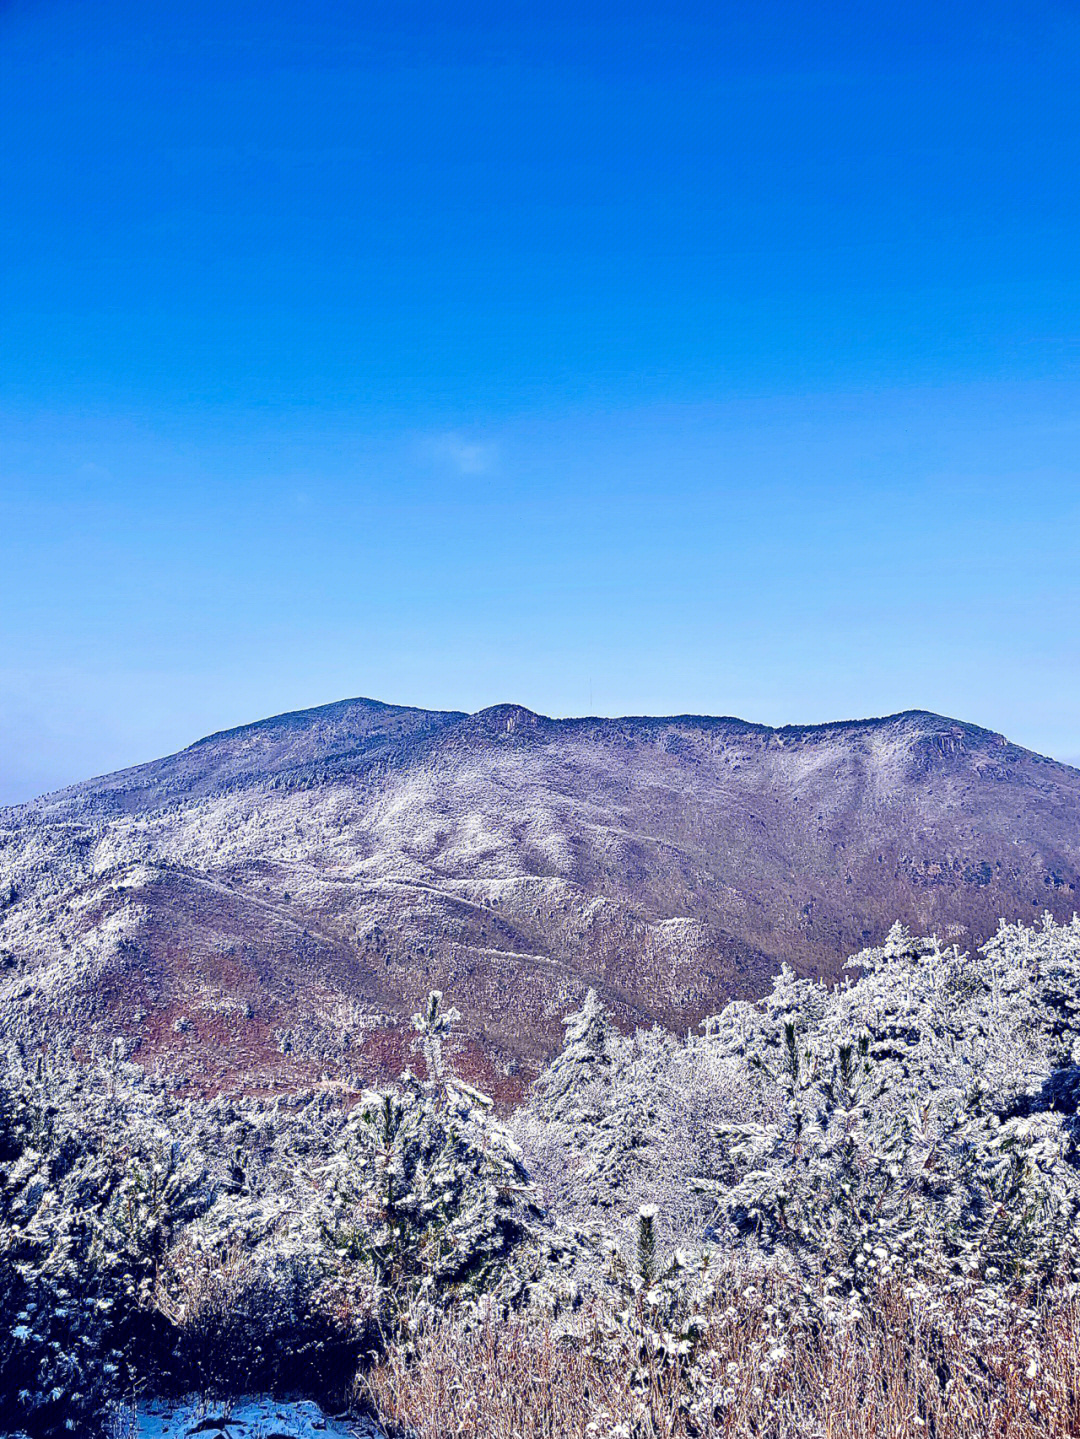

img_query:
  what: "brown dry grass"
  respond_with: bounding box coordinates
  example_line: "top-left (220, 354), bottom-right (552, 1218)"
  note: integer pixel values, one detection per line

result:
top-left (363, 1280), bottom-right (1080, 1439)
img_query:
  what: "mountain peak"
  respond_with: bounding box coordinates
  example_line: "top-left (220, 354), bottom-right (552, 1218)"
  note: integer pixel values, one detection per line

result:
top-left (468, 703), bottom-right (547, 734)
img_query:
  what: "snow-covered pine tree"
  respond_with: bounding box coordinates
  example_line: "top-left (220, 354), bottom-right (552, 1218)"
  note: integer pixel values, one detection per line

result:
top-left (530, 988), bottom-right (617, 1124)
top-left (324, 993), bottom-right (545, 1331)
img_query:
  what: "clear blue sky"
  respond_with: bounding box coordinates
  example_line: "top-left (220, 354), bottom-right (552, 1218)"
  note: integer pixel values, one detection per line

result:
top-left (2, 0), bottom-right (1079, 802)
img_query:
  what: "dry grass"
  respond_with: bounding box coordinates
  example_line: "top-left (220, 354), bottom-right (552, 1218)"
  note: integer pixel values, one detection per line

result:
top-left (364, 1280), bottom-right (1080, 1439)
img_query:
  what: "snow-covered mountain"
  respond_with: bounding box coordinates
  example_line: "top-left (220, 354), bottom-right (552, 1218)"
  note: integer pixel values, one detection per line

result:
top-left (2, 697), bottom-right (1078, 1094)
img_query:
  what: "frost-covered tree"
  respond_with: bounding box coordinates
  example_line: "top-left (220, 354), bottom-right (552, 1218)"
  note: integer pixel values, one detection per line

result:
top-left (324, 1066), bottom-right (541, 1329)
top-left (410, 988), bottom-right (461, 1086)
top-left (0, 1052), bottom-right (215, 1436)
top-left (516, 914), bottom-right (1080, 1300)
top-left (530, 988), bottom-right (617, 1124)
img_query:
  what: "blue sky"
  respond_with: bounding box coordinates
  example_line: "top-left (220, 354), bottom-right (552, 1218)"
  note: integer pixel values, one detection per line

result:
top-left (2, 0), bottom-right (1079, 802)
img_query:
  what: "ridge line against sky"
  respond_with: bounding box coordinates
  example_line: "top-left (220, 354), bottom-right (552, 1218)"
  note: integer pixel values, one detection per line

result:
top-left (2, 0), bottom-right (1080, 802)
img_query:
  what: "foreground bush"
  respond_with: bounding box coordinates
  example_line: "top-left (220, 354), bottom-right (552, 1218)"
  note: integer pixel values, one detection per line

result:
top-left (366, 1275), bottom-right (1080, 1439)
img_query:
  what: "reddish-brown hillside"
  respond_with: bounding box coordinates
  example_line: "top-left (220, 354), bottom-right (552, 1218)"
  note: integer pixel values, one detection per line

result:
top-left (1, 698), bottom-right (1078, 1094)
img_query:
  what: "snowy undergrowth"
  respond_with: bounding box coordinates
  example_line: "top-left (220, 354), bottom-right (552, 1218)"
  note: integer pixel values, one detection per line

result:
top-left (4, 915), bottom-right (1080, 1437)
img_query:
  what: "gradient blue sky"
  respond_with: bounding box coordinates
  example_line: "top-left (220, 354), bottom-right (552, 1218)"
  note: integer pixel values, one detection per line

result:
top-left (2, 0), bottom-right (1079, 803)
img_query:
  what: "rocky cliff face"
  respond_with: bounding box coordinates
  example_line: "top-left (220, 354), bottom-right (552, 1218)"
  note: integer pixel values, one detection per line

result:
top-left (2, 697), bottom-right (1078, 1096)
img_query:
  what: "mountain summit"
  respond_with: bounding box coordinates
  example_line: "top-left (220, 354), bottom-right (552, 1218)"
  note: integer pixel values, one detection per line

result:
top-left (2, 700), bottom-right (1078, 1095)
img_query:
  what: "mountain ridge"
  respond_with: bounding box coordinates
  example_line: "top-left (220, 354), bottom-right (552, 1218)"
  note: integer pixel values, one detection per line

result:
top-left (10, 699), bottom-right (1066, 818)
top-left (2, 697), bottom-right (1078, 1098)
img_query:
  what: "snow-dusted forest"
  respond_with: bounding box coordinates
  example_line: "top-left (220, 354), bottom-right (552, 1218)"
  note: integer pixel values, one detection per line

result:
top-left (5, 915), bottom-right (1080, 1438)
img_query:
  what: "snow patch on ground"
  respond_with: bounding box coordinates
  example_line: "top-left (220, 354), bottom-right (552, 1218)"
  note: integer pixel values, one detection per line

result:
top-left (131, 1397), bottom-right (383, 1439)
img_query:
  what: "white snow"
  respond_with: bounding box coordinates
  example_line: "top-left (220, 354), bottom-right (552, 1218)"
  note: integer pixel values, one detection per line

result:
top-left (131, 1397), bottom-right (383, 1439)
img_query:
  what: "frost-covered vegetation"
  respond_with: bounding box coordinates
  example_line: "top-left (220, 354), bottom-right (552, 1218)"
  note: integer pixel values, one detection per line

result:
top-left (5, 916), bottom-right (1080, 1436)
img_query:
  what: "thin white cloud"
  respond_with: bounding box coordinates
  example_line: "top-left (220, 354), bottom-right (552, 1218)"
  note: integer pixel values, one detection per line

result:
top-left (427, 433), bottom-right (499, 476)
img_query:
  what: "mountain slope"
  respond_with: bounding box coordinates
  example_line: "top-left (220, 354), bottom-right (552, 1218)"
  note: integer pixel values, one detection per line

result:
top-left (1, 699), bottom-right (1078, 1096)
